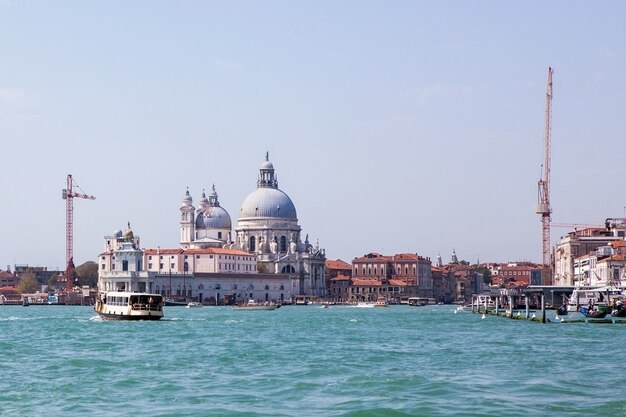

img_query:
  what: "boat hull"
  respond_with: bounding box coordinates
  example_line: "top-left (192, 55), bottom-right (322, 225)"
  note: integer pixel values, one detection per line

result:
top-left (233, 305), bottom-right (278, 311)
top-left (96, 311), bottom-right (163, 321)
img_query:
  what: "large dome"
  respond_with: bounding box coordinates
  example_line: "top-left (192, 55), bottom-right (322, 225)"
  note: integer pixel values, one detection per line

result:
top-left (239, 188), bottom-right (297, 220)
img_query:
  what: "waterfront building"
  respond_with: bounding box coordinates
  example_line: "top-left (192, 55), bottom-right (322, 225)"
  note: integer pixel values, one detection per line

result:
top-left (328, 275), bottom-right (351, 302)
top-left (98, 225), bottom-right (295, 303)
top-left (343, 252), bottom-right (433, 302)
top-left (0, 270), bottom-right (18, 287)
top-left (431, 266), bottom-right (456, 304)
top-left (573, 245), bottom-right (626, 287)
top-left (493, 263), bottom-right (535, 287)
top-left (554, 225), bottom-right (625, 286)
top-left (325, 259), bottom-right (352, 301)
top-left (325, 259), bottom-right (352, 279)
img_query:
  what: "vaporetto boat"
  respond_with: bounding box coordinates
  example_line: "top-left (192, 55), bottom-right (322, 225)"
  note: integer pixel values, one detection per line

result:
top-left (94, 291), bottom-right (164, 320)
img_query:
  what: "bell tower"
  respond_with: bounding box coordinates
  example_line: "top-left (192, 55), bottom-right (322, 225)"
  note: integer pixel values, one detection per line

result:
top-left (180, 188), bottom-right (195, 248)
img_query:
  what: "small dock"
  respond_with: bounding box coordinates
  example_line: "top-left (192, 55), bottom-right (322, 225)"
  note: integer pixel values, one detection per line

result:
top-left (465, 294), bottom-right (626, 324)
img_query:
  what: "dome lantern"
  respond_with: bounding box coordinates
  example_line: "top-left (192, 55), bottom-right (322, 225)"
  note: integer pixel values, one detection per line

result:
top-left (257, 152), bottom-right (278, 188)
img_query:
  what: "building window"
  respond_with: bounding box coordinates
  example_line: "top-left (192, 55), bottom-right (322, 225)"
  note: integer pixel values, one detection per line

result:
top-left (218, 232), bottom-right (222, 239)
top-left (250, 236), bottom-right (256, 252)
top-left (280, 236), bottom-right (287, 252)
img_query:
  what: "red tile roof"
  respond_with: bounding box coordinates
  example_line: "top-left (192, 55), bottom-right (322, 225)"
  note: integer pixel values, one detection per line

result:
top-left (351, 278), bottom-right (382, 286)
top-left (143, 247), bottom-right (252, 256)
top-left (330, 275), bottom-right (351, 281)
top-left (325, 259), bottom-right (352, 270)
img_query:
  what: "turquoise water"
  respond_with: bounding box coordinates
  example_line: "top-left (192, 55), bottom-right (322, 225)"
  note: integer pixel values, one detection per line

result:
top-left (1, 305), bottom-right (625, 417)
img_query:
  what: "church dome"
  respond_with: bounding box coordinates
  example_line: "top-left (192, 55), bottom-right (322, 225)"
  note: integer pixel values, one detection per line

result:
top-left (196, 206), bottom-right (232, 229)
top-left (239, 187), bottom-right (297, 220)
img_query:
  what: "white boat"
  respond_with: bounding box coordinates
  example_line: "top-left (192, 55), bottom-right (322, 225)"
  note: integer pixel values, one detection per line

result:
top-left (186, 302), bottom-right (203, 308)
top-left (373, 297), bottom-right (388, 308)
top-left (94, 291), bottom-right (164, 320)
top-left (355, 301), bottom-right (375, 308)
top-left (233, 299), bottom-right (279, 310)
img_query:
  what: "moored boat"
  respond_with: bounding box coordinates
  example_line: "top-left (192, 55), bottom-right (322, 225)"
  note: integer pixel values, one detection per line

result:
top-left (94, 291), bottom-right (164, 320)
top-left (578, 306), bottom-right (610, 319)
top-left (233, 299), bottom-right (279, 310)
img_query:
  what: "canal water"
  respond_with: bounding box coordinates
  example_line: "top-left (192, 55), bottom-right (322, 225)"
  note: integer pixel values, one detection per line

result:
top-left (1, 304), bottom-right (624, 416)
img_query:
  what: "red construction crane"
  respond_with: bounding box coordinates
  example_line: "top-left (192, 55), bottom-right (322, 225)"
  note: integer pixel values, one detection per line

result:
top-left (62, 174), bottom-right (95, 292)
top-left (534, 67), bottom-right (554, 267)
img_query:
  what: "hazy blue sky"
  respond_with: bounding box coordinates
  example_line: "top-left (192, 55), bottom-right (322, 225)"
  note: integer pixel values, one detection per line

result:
top-left (1, 1), bottom-right (625, 270)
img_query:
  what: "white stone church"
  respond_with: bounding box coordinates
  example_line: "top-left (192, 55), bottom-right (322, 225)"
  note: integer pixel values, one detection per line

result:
top-left (97, 154), bottom-right (327, 304)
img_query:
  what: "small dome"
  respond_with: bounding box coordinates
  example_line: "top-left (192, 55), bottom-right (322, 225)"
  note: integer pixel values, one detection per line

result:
top-left (113, 230), bottom-right (123, 238)
top-left (239, 188), bottom-right (297, 220)
top-left (181, 189), bottom-right (193, 206)
top-left (197, 191), bottom-right (209, 210)
top-left (261, 159), bottom-right (274, 170)
top-left (196, 206), bottom-right (232, 229)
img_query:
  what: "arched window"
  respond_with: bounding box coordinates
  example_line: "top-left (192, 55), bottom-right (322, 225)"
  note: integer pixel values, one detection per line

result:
top-left (280, 236), bottom-right (287, 252)
top-left (264, 285), bottom-right (269, 290)
top-left (405, 266), bottom-right (408, 275)
top-left (281, 265), bottom-right (296, 273)
top-left (374, 266), bottom-right (377, 275)
top-left (249, 236), bottom-right (256, 252)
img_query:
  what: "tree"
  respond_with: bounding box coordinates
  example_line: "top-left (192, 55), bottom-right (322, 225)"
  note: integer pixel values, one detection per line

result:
top-left (474, 266), bottom-right (492, 285)
top-left (48, 274), bottom-right (59, 289)
top-left (75, 261), bottom-right (99, 288)
top-left (17, 272), bottom-right (39, 294)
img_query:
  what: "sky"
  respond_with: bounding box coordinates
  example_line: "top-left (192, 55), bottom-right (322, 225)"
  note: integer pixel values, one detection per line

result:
top-left (1, 1), bottom-right (625, 271)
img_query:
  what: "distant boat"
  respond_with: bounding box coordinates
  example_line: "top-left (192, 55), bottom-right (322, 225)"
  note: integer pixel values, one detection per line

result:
top-left (373, 297), bottom-right (388, 308)
top-left (355, 302), bottom-right (375, 308)
top-left (233, 299), bottom-right (279, 311)
top-left (94, 291), bottom-right (164, 320)
top-left (186, 301), bottom-right (203, 308)
top-left (165, 298), bottom-right (189, 307)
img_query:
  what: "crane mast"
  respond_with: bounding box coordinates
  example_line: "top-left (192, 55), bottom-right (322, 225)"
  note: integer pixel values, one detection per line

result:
top-left (62, 174), bottom-right (96, 292)
top-left (535, 67), bottom-right (553, 268)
